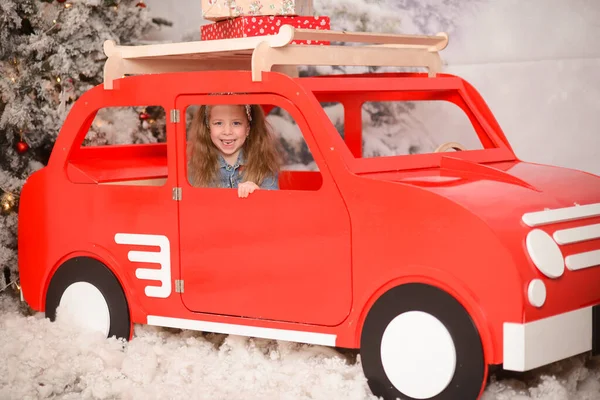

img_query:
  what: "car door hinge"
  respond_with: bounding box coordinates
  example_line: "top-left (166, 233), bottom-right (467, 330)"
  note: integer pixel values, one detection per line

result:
top-left (175, 280), bottom-right (184, 293)
top-left (172, 187), bottom-right (182, 201)
top-left (170, 109), bottom-right (180, 123)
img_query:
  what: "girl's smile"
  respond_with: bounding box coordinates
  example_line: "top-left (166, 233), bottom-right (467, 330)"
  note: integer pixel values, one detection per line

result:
top-left (220, 139), bottom-right (236, 147)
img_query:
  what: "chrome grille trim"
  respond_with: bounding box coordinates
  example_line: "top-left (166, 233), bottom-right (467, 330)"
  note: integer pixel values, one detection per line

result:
top-left (522, 203), bottom-right (600, 227)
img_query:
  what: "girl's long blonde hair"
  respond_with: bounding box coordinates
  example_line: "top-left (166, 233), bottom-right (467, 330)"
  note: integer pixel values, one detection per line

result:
top-left (187, 104), bottom-right (281, 187)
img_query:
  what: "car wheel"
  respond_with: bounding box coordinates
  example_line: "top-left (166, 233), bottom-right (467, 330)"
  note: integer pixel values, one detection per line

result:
top-left (360, 283), bottom-right (486, 400)
top-left (45, 256), bottom-right (131, 340)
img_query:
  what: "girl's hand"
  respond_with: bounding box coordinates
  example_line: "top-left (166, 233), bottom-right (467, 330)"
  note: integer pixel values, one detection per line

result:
top-left (238, 181), bottom-right (260, 198)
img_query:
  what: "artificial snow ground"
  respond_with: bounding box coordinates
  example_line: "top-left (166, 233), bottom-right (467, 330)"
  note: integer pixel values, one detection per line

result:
top-left (1, 294), bottom-right (600, 400)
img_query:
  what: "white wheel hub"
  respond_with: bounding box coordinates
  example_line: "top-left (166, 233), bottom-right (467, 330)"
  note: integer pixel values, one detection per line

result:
top-left (56, 282), bottom-right (110, 337)
top-left (380, 311), bottom-right (457, 399)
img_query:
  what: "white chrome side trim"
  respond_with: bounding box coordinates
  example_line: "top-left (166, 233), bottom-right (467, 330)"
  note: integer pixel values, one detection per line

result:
top-left (522, 203), bottom-right (600, 227)
top-left (115, 233), bottom-right (171, 298)
top-left (565, 250), bottom-right (600, 271)
top-left (554, 223), bottom-right (600, 245)
top-left (503, 306), bottom-right (592, 371)
top-left (146, 315), bottom-right (337, 347)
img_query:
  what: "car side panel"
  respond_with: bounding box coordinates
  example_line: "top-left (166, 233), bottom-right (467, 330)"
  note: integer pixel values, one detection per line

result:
top-left (329, 175), bottom-right (525, 366)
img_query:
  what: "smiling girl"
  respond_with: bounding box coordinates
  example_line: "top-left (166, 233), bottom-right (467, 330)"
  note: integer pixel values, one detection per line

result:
top-left (187, 103), bottom-right (281, 198)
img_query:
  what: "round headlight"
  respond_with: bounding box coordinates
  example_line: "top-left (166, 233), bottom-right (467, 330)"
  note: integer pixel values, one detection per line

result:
top-left (527, 279), bottom-right (546, 308)
top-left (525, 229), bottom-right (564, 278)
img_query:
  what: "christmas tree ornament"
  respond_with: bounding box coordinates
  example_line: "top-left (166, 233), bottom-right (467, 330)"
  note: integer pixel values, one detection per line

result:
top-left (57, 0), bottom-right (67, 3)
top-left (16, 130), bottom-right (29, 154)
top-left (16, 140), bottom-right (29, 154)
top-left (139, 111), bottom-right (150, 120)
top-left (136, 1), bottom-right (147, 8)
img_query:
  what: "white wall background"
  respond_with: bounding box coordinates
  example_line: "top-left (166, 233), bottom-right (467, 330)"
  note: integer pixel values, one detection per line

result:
top-left (444, 0), bottom-right (600, 176)
top-left (144, 0), bottom-right (600, 175)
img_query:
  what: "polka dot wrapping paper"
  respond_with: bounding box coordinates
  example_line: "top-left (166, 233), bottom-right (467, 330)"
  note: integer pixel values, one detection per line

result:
top-left (200, 15), bottom-right (331, 45)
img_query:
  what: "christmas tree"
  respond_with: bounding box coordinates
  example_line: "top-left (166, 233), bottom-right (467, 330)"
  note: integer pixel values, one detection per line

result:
top-left (0, 0), bottom-right (166, 291)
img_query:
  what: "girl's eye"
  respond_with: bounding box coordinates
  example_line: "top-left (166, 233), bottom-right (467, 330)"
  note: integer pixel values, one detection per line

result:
top-left (233, 121), bottom-right (242, 126)
top-left (212, 121), bottom-right (222, 126)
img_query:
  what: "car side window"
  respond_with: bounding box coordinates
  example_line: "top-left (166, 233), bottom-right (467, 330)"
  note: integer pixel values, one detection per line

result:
top-left (68, 105), bottom-right (168, 187)
top-left (82, 106), bottom-right (166, 147)
top-left (361, 100), bottom-right (484, 157)
top-left (184, 102), bottom-right (323, 191)
top-left (317, 96), bottom-right (485, 159)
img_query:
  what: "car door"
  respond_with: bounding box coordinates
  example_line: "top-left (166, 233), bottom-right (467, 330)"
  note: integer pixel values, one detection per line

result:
top-left (175, 92), bottom-right (352, 327)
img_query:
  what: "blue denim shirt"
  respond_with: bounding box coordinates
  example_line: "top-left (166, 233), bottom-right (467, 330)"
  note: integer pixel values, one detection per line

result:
top-left (217, 151), bottom-right (279, 190)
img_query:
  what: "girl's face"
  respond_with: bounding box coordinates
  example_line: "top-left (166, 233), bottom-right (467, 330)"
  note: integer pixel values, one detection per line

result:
top-left (207, 105), bottom-right (250, 163)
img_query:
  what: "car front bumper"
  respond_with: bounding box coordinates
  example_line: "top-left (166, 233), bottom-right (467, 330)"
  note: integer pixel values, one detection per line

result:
top-left (503, 304), bottom-right (599, 371)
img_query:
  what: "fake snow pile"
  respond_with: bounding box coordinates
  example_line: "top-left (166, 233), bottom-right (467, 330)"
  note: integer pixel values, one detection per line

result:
top-left (1, 294), bottom-right (599, 400)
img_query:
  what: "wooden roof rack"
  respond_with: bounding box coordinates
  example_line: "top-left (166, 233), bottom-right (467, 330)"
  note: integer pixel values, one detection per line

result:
top-left (102, 24), bottom-right (449, 89)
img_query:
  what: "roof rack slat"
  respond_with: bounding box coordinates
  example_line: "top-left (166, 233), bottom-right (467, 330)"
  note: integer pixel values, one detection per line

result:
top-left (251, 42), bottom-right (443, 81)
top-left (291, 28), bottom-right (448, 50)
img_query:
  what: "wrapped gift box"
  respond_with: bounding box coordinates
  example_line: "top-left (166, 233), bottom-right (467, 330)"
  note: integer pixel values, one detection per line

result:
top-left (202, 0), bottom-right (314, 21)
top-left (201, 15), bottom-right (331, 45)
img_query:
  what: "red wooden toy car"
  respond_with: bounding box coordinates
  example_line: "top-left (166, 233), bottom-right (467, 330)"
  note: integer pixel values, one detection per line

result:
top-left (17, 26), bottom-right (600, 400)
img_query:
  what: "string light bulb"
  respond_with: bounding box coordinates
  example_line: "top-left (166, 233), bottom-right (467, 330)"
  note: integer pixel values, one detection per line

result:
top-left (0, 192), bottom-right (17, 214)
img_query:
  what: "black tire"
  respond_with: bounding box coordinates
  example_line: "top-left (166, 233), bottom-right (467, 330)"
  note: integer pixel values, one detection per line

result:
top-left (360, 283), bottom-right (486, 400)
top-left (45, 256), bottom-right (131, 340)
